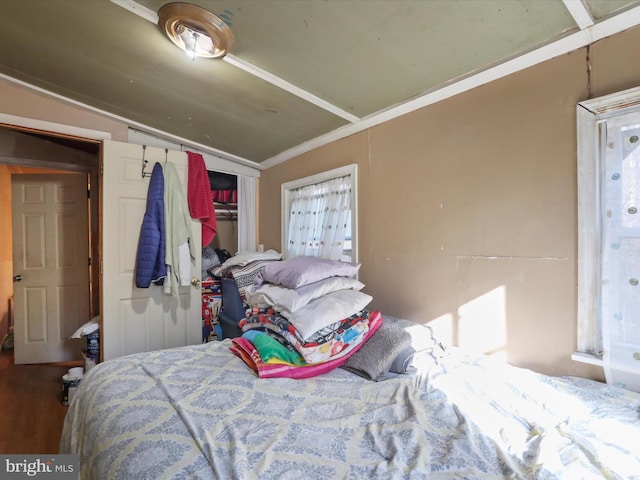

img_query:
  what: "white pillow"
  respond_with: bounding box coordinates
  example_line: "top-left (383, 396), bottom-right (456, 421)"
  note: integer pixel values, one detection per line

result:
top-left (260, 256), bottom-right (360, 289)
top-left (246, 277), bottom-right (365, 314)
top-left (283, 289), bottom-right (373, 341)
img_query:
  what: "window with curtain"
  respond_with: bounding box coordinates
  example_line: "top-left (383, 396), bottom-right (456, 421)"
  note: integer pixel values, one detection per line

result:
top-left (577, 86), bottom-right (640, 392)
top-left (281, 165), bottom-right (357, 262)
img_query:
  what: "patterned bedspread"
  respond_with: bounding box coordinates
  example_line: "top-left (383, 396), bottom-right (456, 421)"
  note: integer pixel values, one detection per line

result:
top-left (59, 342), bottom-right (640, 479)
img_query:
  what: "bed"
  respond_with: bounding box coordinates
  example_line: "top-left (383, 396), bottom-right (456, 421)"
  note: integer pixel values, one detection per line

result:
top-left (59, 338), bottom-right (640, 479)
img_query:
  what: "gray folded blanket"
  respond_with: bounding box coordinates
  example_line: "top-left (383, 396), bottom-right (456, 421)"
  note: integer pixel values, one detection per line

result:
top-left (342, 315), bottom-right (416, 381)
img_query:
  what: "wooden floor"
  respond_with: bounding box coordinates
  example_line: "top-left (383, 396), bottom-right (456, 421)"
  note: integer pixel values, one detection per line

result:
top-left (0, 348), bottom-right (72, 454)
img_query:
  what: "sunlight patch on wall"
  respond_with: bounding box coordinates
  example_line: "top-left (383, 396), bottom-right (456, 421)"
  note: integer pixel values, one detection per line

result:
top-left (458, 286), bottom-right (507, 359)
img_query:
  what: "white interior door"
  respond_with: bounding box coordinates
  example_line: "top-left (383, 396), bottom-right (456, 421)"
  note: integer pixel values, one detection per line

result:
top-left (12, 173), bottom-right (90, 364)
top-left (102, 140), bottom-right (202, 361)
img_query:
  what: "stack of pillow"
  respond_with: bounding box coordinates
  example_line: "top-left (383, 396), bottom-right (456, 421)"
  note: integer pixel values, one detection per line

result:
top-left (229, 256), bottom-right (381, 378)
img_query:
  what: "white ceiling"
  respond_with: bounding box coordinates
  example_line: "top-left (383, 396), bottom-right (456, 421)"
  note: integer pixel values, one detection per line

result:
top-left (0, 0), bottom-right (639, 169)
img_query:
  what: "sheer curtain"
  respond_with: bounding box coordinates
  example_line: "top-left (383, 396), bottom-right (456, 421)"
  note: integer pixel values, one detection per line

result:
top-left (287, 175), bottom-right (351, 260)
top-left (237, 175), bottom-right (257, 253)
top-left (601, 113), bottom-right (640, 392)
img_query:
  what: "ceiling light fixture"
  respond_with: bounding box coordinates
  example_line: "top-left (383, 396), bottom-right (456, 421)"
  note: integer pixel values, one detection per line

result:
top-left (158, 2), bottom-right (234, 59)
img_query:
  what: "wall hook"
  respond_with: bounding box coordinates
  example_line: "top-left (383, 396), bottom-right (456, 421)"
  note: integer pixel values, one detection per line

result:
top-left (141, 145), bottom-right (151, 178)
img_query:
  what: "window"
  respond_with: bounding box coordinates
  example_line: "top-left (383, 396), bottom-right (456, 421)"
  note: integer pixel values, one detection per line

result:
top-left (281, 164), bottom-right (357, 262)
top-left (577, 86), bottom-right (640, 390)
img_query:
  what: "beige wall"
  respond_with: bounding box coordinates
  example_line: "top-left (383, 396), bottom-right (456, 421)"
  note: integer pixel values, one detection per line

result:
top-left (259, 25), bottom-right (640, 381)
top-left (0, 78), bottom-right (129, 141)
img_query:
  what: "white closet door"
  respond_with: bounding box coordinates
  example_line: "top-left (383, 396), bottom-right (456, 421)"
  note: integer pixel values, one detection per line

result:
top-left (102, 140), bottom-right (202, 360)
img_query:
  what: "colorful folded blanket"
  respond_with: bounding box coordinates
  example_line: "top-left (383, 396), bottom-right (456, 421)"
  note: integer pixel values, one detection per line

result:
top-left (230, 311), bottom-right (382, 379)
top-left (241, 330), bottom-right (305, 365)
top-left (239, 309), bottom-right (372, 363)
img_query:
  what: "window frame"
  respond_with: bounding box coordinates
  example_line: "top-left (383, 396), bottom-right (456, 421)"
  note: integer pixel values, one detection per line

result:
top-left (281, 164), bottom-right (358, 262)
top-left (576, 85), bottom-right (640, 366)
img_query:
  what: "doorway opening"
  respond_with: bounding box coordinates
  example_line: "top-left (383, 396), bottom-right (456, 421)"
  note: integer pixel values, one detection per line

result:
top-left (0, 125), bottom-right (100, 365)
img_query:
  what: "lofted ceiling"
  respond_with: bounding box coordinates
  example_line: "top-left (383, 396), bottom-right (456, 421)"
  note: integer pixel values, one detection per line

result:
top-left (0, 0), bottom-right (639, 169)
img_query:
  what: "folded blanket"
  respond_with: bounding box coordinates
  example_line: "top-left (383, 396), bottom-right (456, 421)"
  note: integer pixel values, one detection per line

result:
top-left (230, 311), bottom-right (382, 379)
top-left (341, 315), bottom-right (416, 381)
top-left (240, 309), bottom-right (373, 364)
top-left (242, 330), bottom-right (305, 365)
top-left (210, 249), bottom-right (282, 276)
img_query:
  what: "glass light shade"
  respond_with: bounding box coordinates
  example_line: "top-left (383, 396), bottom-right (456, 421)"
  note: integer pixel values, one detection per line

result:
top-left (158, 2), bottom-right (233, 59)
top-left (176, 24), bottom-right (215, 59)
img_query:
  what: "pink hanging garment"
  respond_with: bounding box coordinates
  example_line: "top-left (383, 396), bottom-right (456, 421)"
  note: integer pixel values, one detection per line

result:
top-left (187, 151), bottom-right (217, 246)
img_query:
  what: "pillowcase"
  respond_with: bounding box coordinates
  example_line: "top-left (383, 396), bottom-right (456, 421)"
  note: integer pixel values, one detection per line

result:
top-left (282, 289), bottom-right (372, 341)
top-left (259, 256), bottom-right (361, 289)
top-left (228, 260), bottom-right (279, 303)
top-left (245, 276), bottom-right (365, 314)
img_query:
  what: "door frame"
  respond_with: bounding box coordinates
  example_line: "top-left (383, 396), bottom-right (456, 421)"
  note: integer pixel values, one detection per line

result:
top-left (1, 116), bottom-right (106, 360)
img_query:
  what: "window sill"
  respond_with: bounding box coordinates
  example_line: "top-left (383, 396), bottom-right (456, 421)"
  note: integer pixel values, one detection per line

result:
top-left (571, 352), bottom-right (603, 367)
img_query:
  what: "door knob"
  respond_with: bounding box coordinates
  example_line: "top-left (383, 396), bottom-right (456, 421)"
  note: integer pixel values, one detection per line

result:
top-left (191, 277), bottom-right (200, 286)
top-left (13, 274), bottom-right (22, 282)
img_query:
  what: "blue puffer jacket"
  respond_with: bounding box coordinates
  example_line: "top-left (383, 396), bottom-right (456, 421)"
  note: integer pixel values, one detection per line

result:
top-left (135, 162), bottom-right (167, 288)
